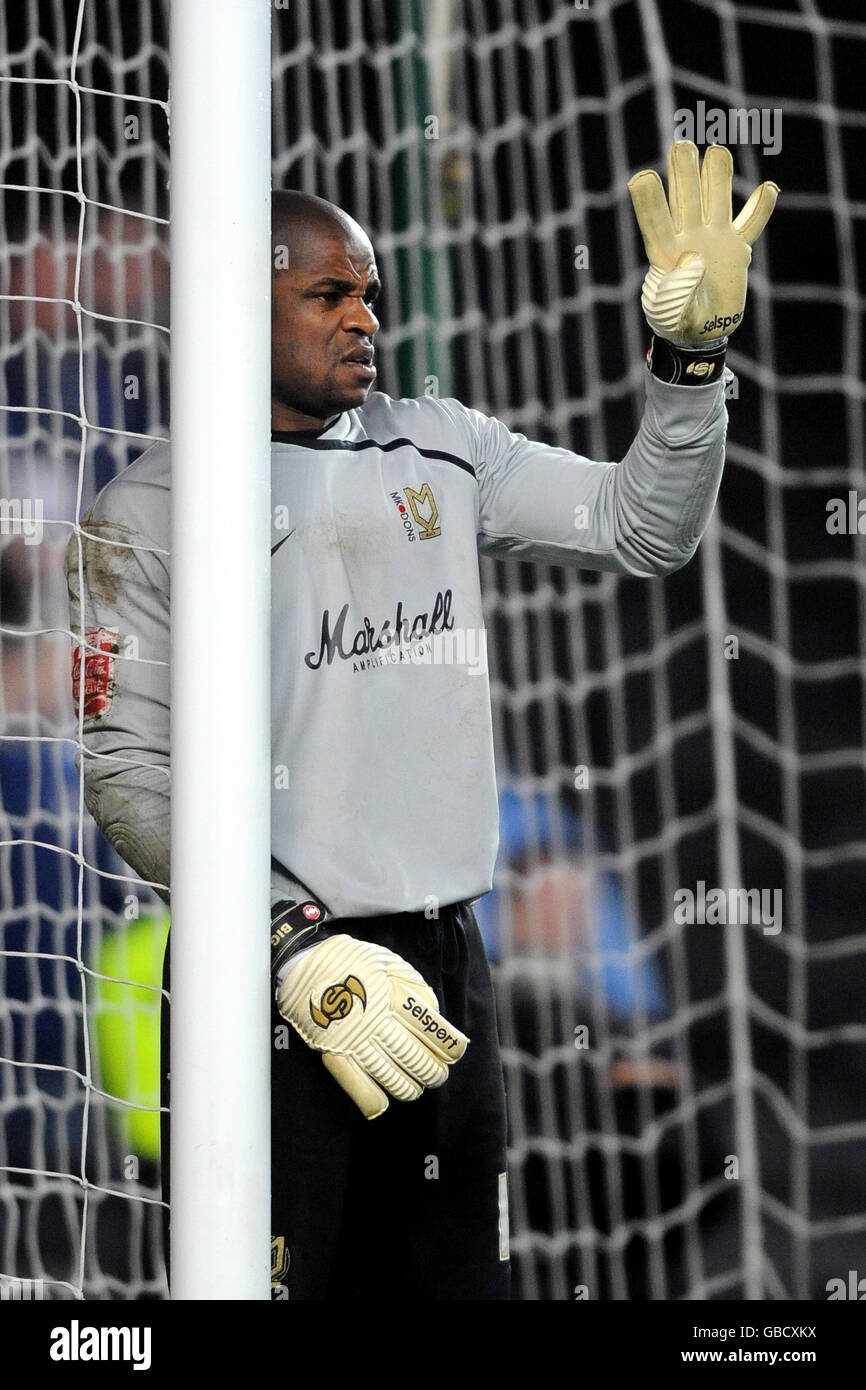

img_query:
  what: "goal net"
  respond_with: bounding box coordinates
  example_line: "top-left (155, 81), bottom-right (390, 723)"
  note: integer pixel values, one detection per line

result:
top-left (1, 0), bottom-right (170, 1299)
top-left (2, 0), bottom-right (864, 1300)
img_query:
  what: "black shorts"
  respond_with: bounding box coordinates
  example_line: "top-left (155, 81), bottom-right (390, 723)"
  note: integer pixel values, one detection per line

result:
top-left (161, 900), bottom-right (510, 1300)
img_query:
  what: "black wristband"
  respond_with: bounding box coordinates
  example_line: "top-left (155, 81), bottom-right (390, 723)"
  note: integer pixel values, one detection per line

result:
top-left (271, 896), bottom-right (332, 980)
top-left (646, 335), bottom-right (727, 386)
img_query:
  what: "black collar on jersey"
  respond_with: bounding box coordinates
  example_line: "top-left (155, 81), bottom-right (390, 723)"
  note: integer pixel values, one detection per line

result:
top-left (271, 425), bottom-right (337, 444)
top-left (270, 430), bottom-right (476, 477)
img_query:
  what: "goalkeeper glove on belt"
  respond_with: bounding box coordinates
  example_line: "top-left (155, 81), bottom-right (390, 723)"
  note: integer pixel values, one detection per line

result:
top-left (271, 898), bottom-right (469, 1120)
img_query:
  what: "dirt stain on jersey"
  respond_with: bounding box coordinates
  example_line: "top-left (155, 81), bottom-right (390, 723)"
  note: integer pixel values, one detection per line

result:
top-left (66, 514), bottom-right (139, 610)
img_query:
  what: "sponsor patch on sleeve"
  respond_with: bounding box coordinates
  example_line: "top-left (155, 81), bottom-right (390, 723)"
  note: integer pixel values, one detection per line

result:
top-left (72, 626), bottom-right (119, 721)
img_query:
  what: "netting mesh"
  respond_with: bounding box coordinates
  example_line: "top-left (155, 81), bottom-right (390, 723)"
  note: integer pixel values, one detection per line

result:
top-left (2, 0), bottom-right (865, 1299)
top-left (0, 0), bottom-right (169, 1299)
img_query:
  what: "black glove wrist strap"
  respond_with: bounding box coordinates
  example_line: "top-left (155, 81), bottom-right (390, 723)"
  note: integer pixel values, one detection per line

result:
top-left (647, 334), bottom-right (727, 386)
top-left (271, 897), bottom-right (332, 980)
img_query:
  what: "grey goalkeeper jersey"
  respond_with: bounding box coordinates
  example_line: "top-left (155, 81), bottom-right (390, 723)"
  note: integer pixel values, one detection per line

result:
top-left (67, 373), bottom-right (727, 920)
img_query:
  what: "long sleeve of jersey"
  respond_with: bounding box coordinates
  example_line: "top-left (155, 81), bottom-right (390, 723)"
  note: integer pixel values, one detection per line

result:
top-left (463, 370), bottom-right (728, 574)
top-left (68, 368), bottom-right (727, 921)
top-left (66, 443), bottom-right (172, 903)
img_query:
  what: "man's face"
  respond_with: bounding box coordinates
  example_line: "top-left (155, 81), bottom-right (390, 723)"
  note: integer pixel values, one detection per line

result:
top-left (271, 223), bottom-right (381, 429)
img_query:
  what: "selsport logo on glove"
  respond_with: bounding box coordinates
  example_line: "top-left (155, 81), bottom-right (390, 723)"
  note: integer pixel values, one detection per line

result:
top-left (277, 934), bottom-right (469, 1119)
top-left (310, 974), bottom-right (366, 1027)
top-left (402, 994), bottom-right (464, 1054)
top-left (628, 140), bottom-right (779, 347)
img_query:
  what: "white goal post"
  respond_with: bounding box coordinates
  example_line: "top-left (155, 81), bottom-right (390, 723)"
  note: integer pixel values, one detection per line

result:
top-left (167, 0), bottom-right (272, 1299)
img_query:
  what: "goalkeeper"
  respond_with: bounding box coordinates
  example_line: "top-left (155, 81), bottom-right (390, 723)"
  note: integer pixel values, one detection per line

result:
top-left (66, 142), bottom-right (776, 1300)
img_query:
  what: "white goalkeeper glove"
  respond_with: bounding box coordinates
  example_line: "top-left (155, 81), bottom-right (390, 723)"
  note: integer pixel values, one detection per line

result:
top-left (276, 934), bottom-right (469, 1120)
top-left (628, 140), bottom-right (779, 347)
